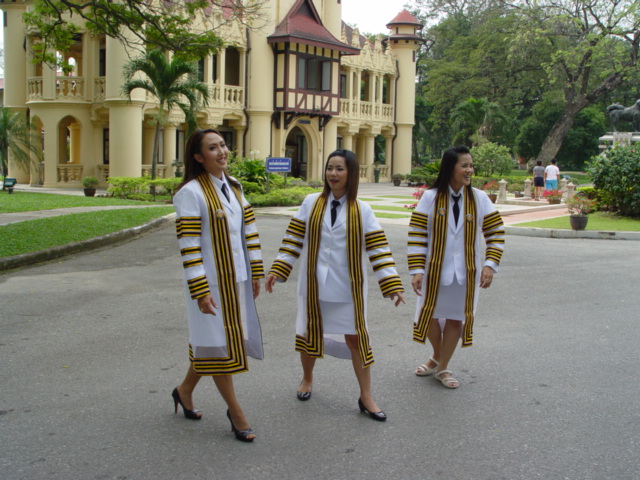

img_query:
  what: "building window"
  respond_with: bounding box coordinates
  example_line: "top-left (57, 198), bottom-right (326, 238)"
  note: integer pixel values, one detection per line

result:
top-left (197, 58), bottom-right (205, 82)
top-left (103, 128), bottom-right (109, 165)
top-left (212, 54), bottom-right (218, 82)
top-left (298, 55), bottom-right (332, 91)
top-left (340, 73), bottom-right (347, 99)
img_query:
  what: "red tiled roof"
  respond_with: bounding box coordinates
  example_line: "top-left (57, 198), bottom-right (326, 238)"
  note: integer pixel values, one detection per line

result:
top-left (268, 0), bottom-right (360, 55)
top-left (386, 9), bottom-right (423, 28)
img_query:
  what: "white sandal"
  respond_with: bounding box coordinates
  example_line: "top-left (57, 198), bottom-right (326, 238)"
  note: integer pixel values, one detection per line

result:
top-left (435, 370), bottom-right (459, 389)
top-left (415, 357), bottom-right (439, 376)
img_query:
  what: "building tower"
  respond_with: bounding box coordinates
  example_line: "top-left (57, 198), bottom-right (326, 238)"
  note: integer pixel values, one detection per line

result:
top-left (386, 10), bottom-right (424, 175)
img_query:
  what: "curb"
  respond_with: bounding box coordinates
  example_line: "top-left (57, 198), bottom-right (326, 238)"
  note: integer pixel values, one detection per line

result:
top-left (0, 213), bottom-right (176, 271)
top-left (505, 225), bottom-right (640, 240)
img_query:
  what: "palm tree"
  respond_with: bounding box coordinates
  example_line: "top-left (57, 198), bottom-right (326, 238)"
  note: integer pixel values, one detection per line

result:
top-left (0, 107), bottom-right (42, 185)
top-left (122, 50), bottom-right (210, 181)
top-left (450, 97), bottom-right (506, 146)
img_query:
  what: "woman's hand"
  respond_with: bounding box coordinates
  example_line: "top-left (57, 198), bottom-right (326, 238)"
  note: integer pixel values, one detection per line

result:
top-left (252, 279), bottom-right (260, 299)
top-left (197, 294), bottom-right (218, 315)
top-left (411, 273), bottom-right (424, 296)
top-left (389, 292), bottom-right (406, 307)
top-left (265, 274), bottom-right (277, 293)
top-left (479, 266), bottom-right (494, 289)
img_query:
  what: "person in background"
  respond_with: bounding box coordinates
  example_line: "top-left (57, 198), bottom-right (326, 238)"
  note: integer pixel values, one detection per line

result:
top-left (409, 146), bottom-right (504, 389)
top-left (544, 159), bottom-right (560, 190)
top-left (265, 149), bottom-right (405, 421)
top-left (171, 129), bottom-right (264, 442)
top-left (532, 160), bottom-right (545, 200)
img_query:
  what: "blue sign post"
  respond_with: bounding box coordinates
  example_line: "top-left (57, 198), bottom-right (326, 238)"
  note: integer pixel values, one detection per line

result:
top-left (265, 157), bottom-right (292, 192)
top-left (266, 157), bottom-right (292, 173)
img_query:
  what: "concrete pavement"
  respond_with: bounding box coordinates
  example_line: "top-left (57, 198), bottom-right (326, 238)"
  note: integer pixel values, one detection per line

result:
top-left (1, 214), bottom-right (638, 480)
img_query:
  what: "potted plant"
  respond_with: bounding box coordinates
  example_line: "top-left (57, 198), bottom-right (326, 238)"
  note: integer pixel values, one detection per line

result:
top-left (483, 180), bottom-right (499, 203)
top-left (82, 176), bottom-right (99, 197)
top-left (391, 173), bottom-right (405, 187)
top-left (566, 193), bottom-right (595, 230)
top-left (542, 189), bottom-right (563, 204)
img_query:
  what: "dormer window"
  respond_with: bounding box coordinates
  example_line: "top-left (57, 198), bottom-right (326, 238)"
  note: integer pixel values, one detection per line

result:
top-left (298, 56), bottom-right (332, 91)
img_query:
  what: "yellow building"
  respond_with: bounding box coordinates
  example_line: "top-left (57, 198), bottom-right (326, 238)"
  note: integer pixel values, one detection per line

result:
top-left (0, 0), bottom-right (423, 188)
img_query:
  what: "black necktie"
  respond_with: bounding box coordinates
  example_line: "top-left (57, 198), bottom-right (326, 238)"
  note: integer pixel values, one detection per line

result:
top-left (221, 183), bottom-right (230, 202)
top-left (331, 200), bottom-right (340, 226)
top-left (452, 194), bottom-right (461, 226)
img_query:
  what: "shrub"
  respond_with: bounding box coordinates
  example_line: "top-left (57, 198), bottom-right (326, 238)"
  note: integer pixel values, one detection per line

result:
top-left (587, 145), bottom-right (640, 217)
top-left (470, 142), bottom-right (513, 176)
top-left (246, 186), bottom-right (318, 207)
top-left (82, 176), bottom-right (99, 189)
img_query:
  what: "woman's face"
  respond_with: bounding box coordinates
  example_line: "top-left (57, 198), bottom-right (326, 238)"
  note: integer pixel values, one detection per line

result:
top-left (326, 155), bottom-right (348, 198)
top-left (450, 153), bottom-right (474, 191)
top-left (194, 132), bottom-right (229, 179)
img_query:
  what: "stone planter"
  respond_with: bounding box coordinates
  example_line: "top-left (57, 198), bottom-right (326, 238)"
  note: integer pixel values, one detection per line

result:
top-left (547, 198), bottom-right (561, 204)
top-left (569, 214), bottom-right (588, 231)
top-left (488, 193), bottom-right (497, 203)
top-left (83, 188), bottom-right (96, 197)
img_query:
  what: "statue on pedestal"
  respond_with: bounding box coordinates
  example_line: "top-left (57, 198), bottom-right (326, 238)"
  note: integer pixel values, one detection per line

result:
top-left (606, 100), bottom-right (640, 132)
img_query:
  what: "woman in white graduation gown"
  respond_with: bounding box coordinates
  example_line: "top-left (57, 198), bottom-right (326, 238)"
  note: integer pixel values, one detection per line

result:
top-left (171, 129), bottom-right (264, 442)
top-left (408, 145), bottom-right (504, 389)
top-left (266, 150), bottom-right (405, 421)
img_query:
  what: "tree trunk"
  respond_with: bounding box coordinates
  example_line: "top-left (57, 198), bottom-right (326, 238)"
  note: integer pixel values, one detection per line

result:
top-left (151, 124), bottom-right (160, 181)
top-left (535, 101), bottom-right (587, 163)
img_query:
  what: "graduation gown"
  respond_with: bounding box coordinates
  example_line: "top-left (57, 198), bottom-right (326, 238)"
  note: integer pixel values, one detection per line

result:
top-left (173, 172), bottom-right (264, 375)
top-left (269, 192), bottom-right (404, 367)
top-left (408, 186), bottom-right (504, 347)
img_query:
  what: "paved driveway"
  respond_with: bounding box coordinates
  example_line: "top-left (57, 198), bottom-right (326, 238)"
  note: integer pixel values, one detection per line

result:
top-left (1, 216), bottom-right (638, 480)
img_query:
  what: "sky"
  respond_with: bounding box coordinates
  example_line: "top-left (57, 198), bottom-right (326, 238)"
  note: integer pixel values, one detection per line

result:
top-left (341, 0), bottom-right (414, 34)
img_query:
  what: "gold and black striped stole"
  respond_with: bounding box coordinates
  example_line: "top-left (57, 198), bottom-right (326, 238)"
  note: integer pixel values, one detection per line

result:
top-left (413, 191), bottom-right (449, 343)
top-left (295, 196), bottom-right (327, 358)
top-left (482, 211), bottom-right (504, 265)
top-left (347, 202), bottom-right (374, 368)
top-left (461, 188), bottom-right (478, 347)
top-left (196, 172), bottom-right (247, 374)
top-left (270, 218), bottom-right (306, 281)
top-left (408, 210), bottom-right (428, 270)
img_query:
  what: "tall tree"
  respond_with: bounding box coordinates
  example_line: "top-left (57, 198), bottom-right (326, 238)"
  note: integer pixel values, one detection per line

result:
top-left (450, 97), bottom-right (507, 145)
top-left (24, 0), bottom-right (267, 67)
top-left (0, 108), bottom-right (42, 182)
top-left (122, 50), bottom-right (209, 181)
top-left (506, 0), bottom-right (640, 162)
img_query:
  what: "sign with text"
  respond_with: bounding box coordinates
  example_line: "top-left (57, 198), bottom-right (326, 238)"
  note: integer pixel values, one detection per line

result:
top-left (266, 157), bottom-right (292, 173)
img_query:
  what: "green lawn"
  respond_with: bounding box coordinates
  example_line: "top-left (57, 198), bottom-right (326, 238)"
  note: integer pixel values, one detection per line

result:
top-left (0, 207), bottom-right (174, 257)
top-left (0, 191), bottom-right (162, 214)
top-left (515, 212), bottom-right (640, 231)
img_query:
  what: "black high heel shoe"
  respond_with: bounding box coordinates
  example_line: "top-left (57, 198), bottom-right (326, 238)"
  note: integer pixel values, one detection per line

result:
top-left (358, 398), bottom-right (387, 422)
top-left (226, 410), bottom-right (255, 442)
top-left (171, 387), bottom-right (202, 420)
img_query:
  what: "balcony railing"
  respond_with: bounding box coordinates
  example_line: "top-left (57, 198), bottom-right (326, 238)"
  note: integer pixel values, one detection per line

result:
top-left (57, 164), bottom-right (83, 183)
top-left (339, 99), bottom-right (394, 122)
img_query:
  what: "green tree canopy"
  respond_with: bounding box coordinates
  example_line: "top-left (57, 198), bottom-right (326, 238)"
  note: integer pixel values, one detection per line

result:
top-left (24, 0), bottom-right (267, 67)
top-left (122, 50), bottom-right (209, 180)
top-left (0, 108), bottom-right (42, 180)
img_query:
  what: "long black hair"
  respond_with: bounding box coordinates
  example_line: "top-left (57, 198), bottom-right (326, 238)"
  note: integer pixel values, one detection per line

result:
top-left (321, 149), bottom-right (359, 204)
top-left (431, 145), bottom-right (471, 193)
top-left (179, 128), bottom-right (240, 190)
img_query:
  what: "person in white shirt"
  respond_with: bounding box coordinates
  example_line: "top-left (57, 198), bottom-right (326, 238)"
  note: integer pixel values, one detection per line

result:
top-left (544, 159), bottom-right (560, 190)
top-left (171, 129), bottom-right (264, 442)
top-left (266, 150), bottom-right (405, 421)
top-left (408, 146), bottom-right (505, 389)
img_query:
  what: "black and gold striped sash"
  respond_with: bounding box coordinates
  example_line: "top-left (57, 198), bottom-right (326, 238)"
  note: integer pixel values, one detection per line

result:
top-left (413, 188), bottom-right (478, 347)
top-left (195, 172), bottom-right (247, 374)
top-left (296, 196), bottom-right (373, 367)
